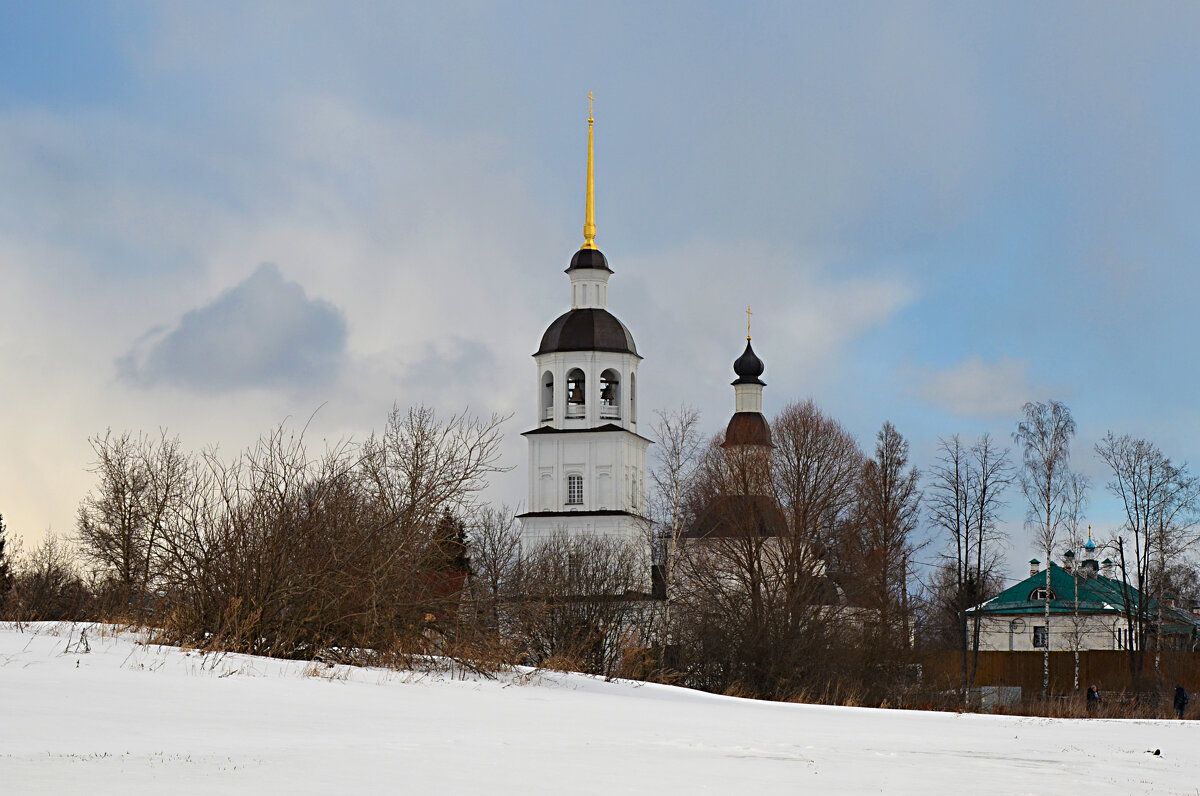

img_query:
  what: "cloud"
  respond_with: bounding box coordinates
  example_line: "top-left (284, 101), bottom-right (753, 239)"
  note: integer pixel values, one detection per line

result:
top-left (118, 263), bottom-right (347, 392)
top-left (917, 356), bottom-right (1041, 418)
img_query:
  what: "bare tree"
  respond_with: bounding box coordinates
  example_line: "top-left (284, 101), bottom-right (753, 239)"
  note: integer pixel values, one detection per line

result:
top-left (927, 433), bottom-right (1012, 701)
top-left (1096, 433), bottom-right (1200, 682)
top-left (672, 430), bottom-right (847, 699)
top-left (9, 535), bottom-right (92, 621)
top-left (0, 512), bottom-right (12, 603)
top-left (648, 404), bottom-right (703, 669)
top-left (144, 405), bottom-right (512, 659)
top-left (649, 405), bottom-right (702, 571)
top-left (464, 504), bottom-right (521, 635)
top-left (667, 400), bottom-right (868, 700)
top-left (966, 435), bottom-right (1013, 685)
top-left (1013, 400), bottom-right (1076, 697)
top-left (772, 400), bottom-right (863, 591)
top-left (854, 422), bottom-right (923, 662)
top-left (1060, 472), bottom-right (1090, 692)
top-left (359, 405), bottom-right (511, 536)
top-left (75, 430), bottom-right (188, 616)
top-left (512, 530), bottom-right (650, 678)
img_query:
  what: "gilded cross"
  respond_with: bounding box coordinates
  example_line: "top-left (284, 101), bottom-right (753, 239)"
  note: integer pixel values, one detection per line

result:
top-left (588, 91), bottom-right (594, 120)
top-left (746, 306), bottom-right (752, 340)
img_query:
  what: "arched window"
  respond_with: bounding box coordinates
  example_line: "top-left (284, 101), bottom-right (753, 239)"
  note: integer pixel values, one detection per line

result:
top-left (567, 474), bottom-right (584, 505)
top-left (566, 369), bottom-right (586, 419)
top-left (541, 371), bottom-right (554, 422)
top-left (600, 369), bottom-right (621, 420)
top-left (1029, 587), bottom-right (1056, 601)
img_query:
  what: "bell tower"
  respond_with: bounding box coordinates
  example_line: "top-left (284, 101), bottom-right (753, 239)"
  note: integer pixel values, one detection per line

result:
top-left (518, 95), bottom-right (650, 548)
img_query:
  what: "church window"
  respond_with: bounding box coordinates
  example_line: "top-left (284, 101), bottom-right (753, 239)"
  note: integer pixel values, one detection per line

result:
top-left (567, 474), bottom-right (584, 505)
top-left (600, 369), bottom-right (620, 420)
top-left (566, 369), bottom-right (586, 418)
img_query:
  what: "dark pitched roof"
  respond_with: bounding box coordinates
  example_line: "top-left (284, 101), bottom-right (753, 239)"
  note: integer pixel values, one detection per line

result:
top-left (516, 509), bottom-right (648, 519)
top-left (522, 424), bottom-right (653, 443)
top-left (686, 494), bottom-right (786, 539)
top-left (537, 308), bottom-right (639, 357)
top-left (722, 412), bottom-right (772, 447)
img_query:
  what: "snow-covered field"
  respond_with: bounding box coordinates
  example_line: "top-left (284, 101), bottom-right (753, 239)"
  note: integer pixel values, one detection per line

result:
top-left (2, 623), bottom-right (1198, 794)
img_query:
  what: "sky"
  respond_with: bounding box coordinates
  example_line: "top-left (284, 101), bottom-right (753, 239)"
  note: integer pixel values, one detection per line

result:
top-left (3, 2), bottom-right (1200, 582)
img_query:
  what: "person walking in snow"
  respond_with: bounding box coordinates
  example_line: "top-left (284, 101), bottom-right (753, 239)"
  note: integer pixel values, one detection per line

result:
top-left (1173, 685), bottom-right (1188, 720)
top-left (1086, 684), bottom-right (1100, 714)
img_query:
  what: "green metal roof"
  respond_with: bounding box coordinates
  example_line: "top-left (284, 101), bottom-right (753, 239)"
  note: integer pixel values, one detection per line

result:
top-left (967, 562), bottom-right (1200, 634)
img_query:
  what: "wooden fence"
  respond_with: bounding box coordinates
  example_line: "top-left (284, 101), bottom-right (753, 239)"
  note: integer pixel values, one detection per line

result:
top-left (919, 649), bottom-right (1200, 695)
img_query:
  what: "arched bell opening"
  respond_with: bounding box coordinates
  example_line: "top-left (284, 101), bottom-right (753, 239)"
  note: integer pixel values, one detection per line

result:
top-left (600, 369), bottom-right (621, 420)
top-left (541, 371), bottom-right (554, 422)
top-left (566, 368), bottom-right (586, 419)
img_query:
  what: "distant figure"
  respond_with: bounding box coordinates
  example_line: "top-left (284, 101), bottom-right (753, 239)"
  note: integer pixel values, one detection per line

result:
top-left (1087, 684), bottom-right (1100, 714)
top-left (1174, 685), bottom-right (1189, 720)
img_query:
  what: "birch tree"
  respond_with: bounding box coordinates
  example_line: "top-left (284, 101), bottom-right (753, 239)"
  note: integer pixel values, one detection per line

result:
top-left (1013, 400), bottom-right (1076, 698)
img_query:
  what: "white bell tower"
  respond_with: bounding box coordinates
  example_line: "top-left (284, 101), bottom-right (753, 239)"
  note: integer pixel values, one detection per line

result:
top-left (518, 96), bottom-right (650, 549)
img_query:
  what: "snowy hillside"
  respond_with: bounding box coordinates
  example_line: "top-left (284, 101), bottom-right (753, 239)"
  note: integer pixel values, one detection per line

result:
top-left (2, 623), bottom-right (1198, 794)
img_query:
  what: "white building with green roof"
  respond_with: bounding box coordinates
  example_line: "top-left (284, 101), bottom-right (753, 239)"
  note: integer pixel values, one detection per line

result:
top-left (966, 553), bottom-right (1200, 653)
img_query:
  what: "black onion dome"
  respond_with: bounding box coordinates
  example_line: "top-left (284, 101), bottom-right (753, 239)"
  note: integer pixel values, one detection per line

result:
top-left (537, 308), bottom-right (638, 356)
top-left (732, 340), bottom-right (765, 385)
top-left (723, 412), bottom-right (773, 447)
top-left (566, 247), bottom-right (613, 273)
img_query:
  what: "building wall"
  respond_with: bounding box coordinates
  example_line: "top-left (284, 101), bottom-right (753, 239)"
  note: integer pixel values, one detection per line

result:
top-left (974, 613), bottom-right (1135, 652)
top-left (519, 512), bottom-right (652, 546)
top-left (523, 345), bottom-right (648, 551)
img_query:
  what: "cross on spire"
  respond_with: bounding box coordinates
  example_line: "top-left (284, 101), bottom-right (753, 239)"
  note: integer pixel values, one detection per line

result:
top-left (746, 306), bottom-right (752, 340)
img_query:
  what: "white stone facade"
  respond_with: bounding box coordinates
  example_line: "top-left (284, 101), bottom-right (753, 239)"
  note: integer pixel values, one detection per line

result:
top-left (972, 613), bottom-right (1138, 652)
top-left (519, 262), bottom-right (649, 552)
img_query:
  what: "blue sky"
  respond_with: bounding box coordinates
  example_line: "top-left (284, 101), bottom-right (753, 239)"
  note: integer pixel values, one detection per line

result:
top-left (3, 2), bottom-right (1200, 581)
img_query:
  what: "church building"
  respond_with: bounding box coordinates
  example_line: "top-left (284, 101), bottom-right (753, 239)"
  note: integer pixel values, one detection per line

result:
top-left (517, 99), bottom-right (651, 550)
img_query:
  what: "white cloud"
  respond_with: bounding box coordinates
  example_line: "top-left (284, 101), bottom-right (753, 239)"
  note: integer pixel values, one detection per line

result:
top-left (917, 356), bottom-right (1042, 418)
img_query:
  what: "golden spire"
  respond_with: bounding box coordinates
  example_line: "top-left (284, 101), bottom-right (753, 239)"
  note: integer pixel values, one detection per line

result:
top-left (746, 306), bottom-right (753, 340)
top-left (581, 91), bottom-right (597, 250)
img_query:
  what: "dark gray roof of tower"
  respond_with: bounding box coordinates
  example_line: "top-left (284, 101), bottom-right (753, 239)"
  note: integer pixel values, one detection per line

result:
top-left (536, 308), bottom-right (639, 356)
top-left (732, 340), bottom-right (765, 385)
top-left (565, 247), bottom-right (612, 273)
top-left (722, 412), bottom-right (773, 447)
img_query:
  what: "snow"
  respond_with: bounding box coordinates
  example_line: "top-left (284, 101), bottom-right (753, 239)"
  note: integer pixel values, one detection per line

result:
top-left (3, 623), bottom-right (1198, 794)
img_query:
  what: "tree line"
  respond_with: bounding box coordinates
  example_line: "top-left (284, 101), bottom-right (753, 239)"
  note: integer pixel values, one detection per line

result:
top-left (2, 398), bottom-right (1198, 706)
